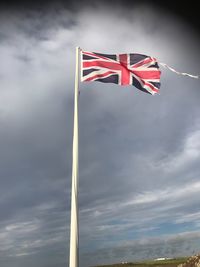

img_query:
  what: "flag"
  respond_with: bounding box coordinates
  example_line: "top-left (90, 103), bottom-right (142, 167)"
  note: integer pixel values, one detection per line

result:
top-left (81, 50), bottom-right (161, 95)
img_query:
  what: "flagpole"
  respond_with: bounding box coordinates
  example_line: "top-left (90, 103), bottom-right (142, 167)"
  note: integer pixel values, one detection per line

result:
top-left (69, 46), bottom-right (80, 267)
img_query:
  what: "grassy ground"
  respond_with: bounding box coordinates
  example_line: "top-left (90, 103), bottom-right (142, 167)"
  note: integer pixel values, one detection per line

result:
top-left (94, 257), bottom-right (189, 267)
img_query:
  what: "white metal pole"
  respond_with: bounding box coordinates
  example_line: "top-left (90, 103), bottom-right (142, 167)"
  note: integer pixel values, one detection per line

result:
top-left (69, 46), bottom-right (80, 267)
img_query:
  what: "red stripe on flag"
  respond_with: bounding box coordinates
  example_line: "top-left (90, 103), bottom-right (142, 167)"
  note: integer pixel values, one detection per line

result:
top-left (83, 61), bottom-right (121, 70)
top-left (132, 70), bottom-right (161, 79)
top-left (132, 57), bottom-right (154, 68)
top-left (143, 81), bottom-right (159, 93)
top-left (82, 51), bottom-right (116, 62)
top-left (119, 54), bottom-right (130, 85)
top-left (83, 70), bottom-right (116, 82)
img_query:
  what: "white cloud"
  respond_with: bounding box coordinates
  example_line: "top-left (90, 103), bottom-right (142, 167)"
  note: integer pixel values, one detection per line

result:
top-left (159, 129), bottom-right (200, 173)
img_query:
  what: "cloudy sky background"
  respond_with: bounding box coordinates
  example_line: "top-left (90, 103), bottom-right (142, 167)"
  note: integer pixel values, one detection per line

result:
top-left (0, 1), bottom-right (200, 266)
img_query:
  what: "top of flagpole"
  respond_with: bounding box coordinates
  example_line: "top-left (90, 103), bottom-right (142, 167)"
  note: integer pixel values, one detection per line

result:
top-left (76, 47), bottom-right (81, 95)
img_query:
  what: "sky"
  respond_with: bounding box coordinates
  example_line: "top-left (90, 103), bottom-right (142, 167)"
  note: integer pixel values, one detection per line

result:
top-left (0, 1), bottom-right (200, 267)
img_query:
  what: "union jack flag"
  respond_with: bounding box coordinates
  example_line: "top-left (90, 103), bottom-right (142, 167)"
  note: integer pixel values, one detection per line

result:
top-left (81, 50), bottom-right (161, 95)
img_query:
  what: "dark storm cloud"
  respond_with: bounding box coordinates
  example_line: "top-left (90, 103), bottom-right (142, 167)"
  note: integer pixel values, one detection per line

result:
top-left (1, 0), bottom-right (199, 35)
top-left (0, 1), bottom-right (200, 267)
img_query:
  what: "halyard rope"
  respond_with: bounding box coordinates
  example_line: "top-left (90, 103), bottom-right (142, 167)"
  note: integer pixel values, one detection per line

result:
top-left (159, 62), bottom-right (199, 79)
